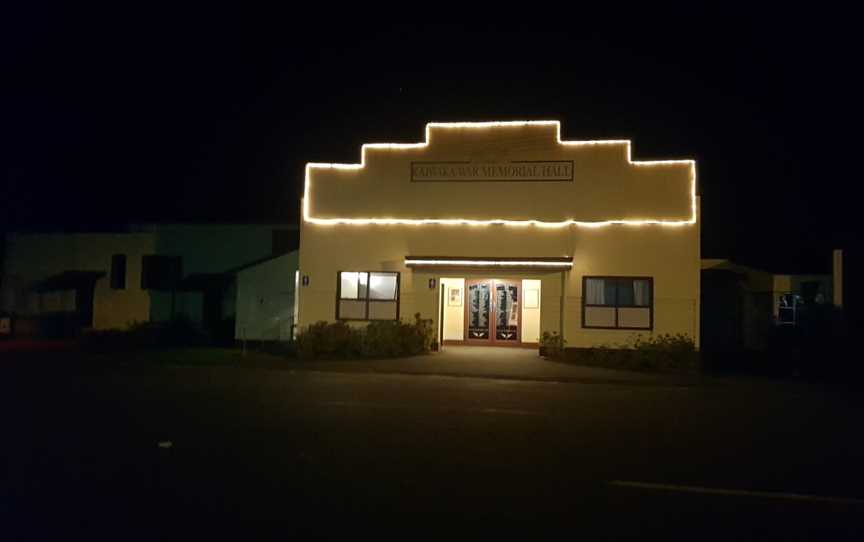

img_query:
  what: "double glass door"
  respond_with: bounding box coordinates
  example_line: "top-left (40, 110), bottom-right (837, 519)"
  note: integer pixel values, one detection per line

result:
top-left (465, 279), bottom-right (520, 345)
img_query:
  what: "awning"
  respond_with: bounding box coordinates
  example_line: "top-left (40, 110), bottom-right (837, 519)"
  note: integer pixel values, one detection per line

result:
top-left (404, 256), bottom-right (572, 269)
top-left (32, 271), bottom-right (106, 292)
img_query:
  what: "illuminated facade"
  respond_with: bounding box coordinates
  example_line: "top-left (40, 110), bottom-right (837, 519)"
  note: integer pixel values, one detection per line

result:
top-left (297, 121), bottom-right (700, 348)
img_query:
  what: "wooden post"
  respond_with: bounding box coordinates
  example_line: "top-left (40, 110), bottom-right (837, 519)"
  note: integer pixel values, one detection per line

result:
top-left (833, 249), bottom-right (843, 308)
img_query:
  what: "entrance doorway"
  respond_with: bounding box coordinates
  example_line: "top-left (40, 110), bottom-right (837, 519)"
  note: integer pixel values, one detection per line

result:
top-left (465, 279), bottom-right (521, 345)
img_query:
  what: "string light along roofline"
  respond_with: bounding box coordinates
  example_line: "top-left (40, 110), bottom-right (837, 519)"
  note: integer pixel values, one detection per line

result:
top-left (303, 120), bottom-right (697, 228)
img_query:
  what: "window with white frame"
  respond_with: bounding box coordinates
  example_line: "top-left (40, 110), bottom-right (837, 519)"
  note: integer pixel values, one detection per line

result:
top-left (582, 276), bottom-right (653, 329)
top-left (337, 271), bottom-right (399, 320)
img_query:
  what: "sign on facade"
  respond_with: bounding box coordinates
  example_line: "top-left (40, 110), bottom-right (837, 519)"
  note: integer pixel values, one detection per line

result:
top-left (411, 161), bottom-right (574, 182)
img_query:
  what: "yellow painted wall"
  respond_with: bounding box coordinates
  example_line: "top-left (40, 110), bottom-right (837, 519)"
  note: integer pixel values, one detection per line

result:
top-left (297, 122), bottom-right (699, 348)
top-left (298, 212), bottom-right (702, 348)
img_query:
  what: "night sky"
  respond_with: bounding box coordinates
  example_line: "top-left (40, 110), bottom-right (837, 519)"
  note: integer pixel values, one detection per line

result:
top-left (3, 8), bottom-right (860, 273)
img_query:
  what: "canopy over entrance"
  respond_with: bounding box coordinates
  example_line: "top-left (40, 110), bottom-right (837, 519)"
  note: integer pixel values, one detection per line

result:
top-left (405, 256), bottom-right (572, 270)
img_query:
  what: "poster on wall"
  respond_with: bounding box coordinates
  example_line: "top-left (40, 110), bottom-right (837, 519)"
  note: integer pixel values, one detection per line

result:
top-left (448, 287), bottom-right (462, 306)
top-left (524, 289), bottom-right (540, 309)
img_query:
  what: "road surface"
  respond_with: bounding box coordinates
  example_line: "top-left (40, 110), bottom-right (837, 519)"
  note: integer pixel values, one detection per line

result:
top-left (3, 363), bottom-right (863, 539)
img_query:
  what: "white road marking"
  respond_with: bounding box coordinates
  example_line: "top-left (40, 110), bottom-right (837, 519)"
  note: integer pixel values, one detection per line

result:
top-left (609, 480), bottom-right (864, 505)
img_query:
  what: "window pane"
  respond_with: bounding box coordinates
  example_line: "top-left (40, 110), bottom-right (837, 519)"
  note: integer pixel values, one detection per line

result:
top-left (358, 272), bottom-right (368, 299)
top-left (617, 279), bottom-right (635, 306)
top-left (633, 279), bottom-right (650, 306)
top-left (369, 273), bottom-right (397, 300)
top-left (340, 272), bottom-right (360, 299)
top-left (495, 283), bottom-right (518, 341)
top-left (141, 256), bottom-right (150, 289)
top-left (618, 307), bottom-right (651, 328)
top-left (585, 278), bottom-right (607, 305)
top-left (339, 299), bottom-right (366, 319)
top-left (604, 280), bottom-right (617, 306)
top-left (369, 301), bottom-right (397, 320)
top-left (584, 306), bottom-right (616, 327)
top-left (467, 282), bottom-right (491, 339)
top-left (111, 254), bottom-right (126, 290)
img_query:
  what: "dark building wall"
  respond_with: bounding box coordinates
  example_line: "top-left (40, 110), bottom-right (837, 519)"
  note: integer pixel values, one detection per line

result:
top-left (701, 270), bottom-right (744, 351)
top-left (135, 224), bottom-right (297, 329)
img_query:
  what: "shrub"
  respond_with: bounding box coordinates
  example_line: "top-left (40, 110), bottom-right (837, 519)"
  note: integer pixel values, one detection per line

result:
top-left (540, 331), bottom-right (566, 358)
top-left (629, 333), bottom-right (699, 372)
top-left (362, 321), bottom-right (406, 358)
top-left (80, 316), bottom-right (210, 351)
top-left (295, 321), bottom-right (362, 359)
top-left (554, 333), bottom-right (699, 373)
top-left (399, 312), bottom-right (434, 356)
top-left (296, 313), bottom-right (434, 360)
